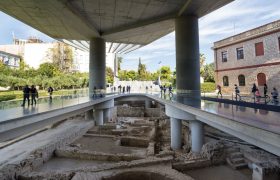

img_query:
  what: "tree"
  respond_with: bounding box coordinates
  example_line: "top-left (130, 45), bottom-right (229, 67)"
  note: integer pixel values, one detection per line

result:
top-left (47, 42), bottom-right (73, 72)
top-left (200, 53), bottom-right (206, 75)
top-left (117, 56), bottom-right (123, 72)
top-left (172, 69), bottom-right (176, 87)
top-left (38, 63), bottom-right (60, 78)
top-left (202, 63), bottom-right (215, 82)
top-left (126, 70), bottom-right (137, 80)
top-left (106, 67), bottom-right (114, 84)
top-left (159, 66), bottom-right (172, 82)
top-left (137, 58), bottom-right (148, 80)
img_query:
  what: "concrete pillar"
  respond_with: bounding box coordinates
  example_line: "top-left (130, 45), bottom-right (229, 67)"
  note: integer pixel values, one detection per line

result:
top-left (170, 118), bottom-right (182, 150)
top-left (145, 100), bottom-right (152, 108)
top-left (175, 15), bottom-right (201, 107)
top-left (89, 38), bottom-right (106, 97)
top-left (94, 109), bottom-right (104, 126)
top-left (85, 109), bottom-right (94, 120)
top-left (190, 121), bottom-right (204, 153)
top-left (103, 108), bottom-right (111, 123)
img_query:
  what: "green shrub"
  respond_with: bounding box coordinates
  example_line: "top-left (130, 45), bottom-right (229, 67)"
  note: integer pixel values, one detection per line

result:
top-left (0, 94), bottom-right (17, 102)
top-left (201, 82), bottom-right (216, 93)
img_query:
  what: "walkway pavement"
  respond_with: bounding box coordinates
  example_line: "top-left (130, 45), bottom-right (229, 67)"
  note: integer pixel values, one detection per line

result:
top-left (201, 100), bottom-right (280, 134)
top-left (0, 93), bottom-right (280, 135)
top-left (0, 96), bottom-right (91, 122)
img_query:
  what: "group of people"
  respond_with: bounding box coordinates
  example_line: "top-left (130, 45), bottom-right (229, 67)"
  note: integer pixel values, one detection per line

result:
top-left (251, 83), bottom-right (278, 103)
top-left (117, 85), bottom-right (131, 94)
top-left (21, 85), bottom-right (39, 107)
top-left (160, 85), bottom-right (173, 98)
top-left (21, 85), bottom-right (53, 107)
top-left (217, 83), bottom-right (278, 103)
top-left (92, 86), bottom-right (105, 98)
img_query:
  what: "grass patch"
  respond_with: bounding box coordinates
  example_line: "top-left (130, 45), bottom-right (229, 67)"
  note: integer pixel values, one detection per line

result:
top-left (0, 89), bottom-right (88, 101)
top-left (0, 94), bottom-right (17, 102)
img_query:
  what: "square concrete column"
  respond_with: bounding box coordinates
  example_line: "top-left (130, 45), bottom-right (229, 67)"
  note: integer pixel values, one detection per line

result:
top-left (89, 38), bottom-right (106, 97)
top-left (175, 15), bottom-right (201, 107)
top-left (171, 117), bottom-right (182, 150)
top-left (94, 109), bottom-right (104, 126)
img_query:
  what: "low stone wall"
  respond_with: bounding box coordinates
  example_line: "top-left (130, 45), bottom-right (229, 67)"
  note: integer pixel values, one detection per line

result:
top-left (19, 157), bottom-right (176, 179)
top-left (117, 106), bottom-right (162, 117)
top-left (120, 136), bottom-right (149, 148)
top-left (55, 147), bottom-right (144, 162)
top-left (117, 106), bottom-right (144, 117)
top-left (145, 108), bottom-right (161, 117)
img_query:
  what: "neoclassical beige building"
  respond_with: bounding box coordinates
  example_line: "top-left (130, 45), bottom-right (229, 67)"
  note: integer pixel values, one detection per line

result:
top-left (213, 20), bottom-right (280, 95)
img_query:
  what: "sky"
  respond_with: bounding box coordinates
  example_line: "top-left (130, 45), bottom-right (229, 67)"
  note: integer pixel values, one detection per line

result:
top-left (0, 0), bottom-right (280, 72)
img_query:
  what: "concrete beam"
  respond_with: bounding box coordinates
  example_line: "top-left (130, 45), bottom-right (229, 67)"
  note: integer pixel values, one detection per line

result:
top-left (197, 116), bottom-right (280, 157)
top-left (102, 14), bottom-right (175, 37)
top-left (94, 99), bottom-right (114, 110)
top-left (165, 104), bottom-right (195, 120)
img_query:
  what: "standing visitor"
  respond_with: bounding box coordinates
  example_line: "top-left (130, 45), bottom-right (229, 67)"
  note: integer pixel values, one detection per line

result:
top-left (168, 85), bottom-right (173, 99)
top-left (118, 85), bottom-right (122, 93)
top-left (30, 85), bottom-right (38, 105)
top-left (234, 84), bottom-right (240, 101)
top-left (252, 83), bottom-right (257, 100)
top-left (146, 86), bottom-right (148, 93)
top-left (93, 86), bottom-right (97, 98)
top-left (168, 85), bottom-right (172, 94)
top-left (21, 85), bottom-right (30, 107)
top-left (264, 84), bottom-right (268, 97)
top-left (217, 85), bottom-right (222, 98)
top-left (255, 88), bottom-right (261, 103)
top-left (251, 83), bottom-right (257, 102)
top-left (163, 85), bottom-right (167, 99)
top-left (122, 86), bottom-right (125, 94)
top-left (100, 86), bottom-right (104, 97)
top-left (48, 86), bottom-right (54, 100)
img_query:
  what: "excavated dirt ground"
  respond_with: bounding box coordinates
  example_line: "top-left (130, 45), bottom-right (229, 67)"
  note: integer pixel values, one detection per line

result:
top-left (72, 136), bottom-right (147, 156)
top-left (35, 157), bottom-right (113, 173)
top-left (185, 165), bottom-right (251, 180)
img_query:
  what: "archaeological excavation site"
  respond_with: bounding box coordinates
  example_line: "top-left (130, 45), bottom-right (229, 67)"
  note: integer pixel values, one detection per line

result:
top-left (0, 97), bottom-right (279, 180)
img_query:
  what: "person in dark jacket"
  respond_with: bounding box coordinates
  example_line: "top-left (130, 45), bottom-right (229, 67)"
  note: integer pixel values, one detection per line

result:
top-left (21, 85), bottom-right (30, 107)
top-left (264, 84), bottom-right (268, 97)
top-left (30, 85), bottom-right (38, 105)
top-left (48, 86), bottom-right (54, 100)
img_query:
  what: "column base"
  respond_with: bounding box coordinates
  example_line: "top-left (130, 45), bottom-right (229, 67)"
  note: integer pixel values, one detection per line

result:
top-left (171, 118), bottom-right (182, 150)
top-left (190, 121), bottom-right (204, 153)
top-left (95, 109), bottom-right (104, 126)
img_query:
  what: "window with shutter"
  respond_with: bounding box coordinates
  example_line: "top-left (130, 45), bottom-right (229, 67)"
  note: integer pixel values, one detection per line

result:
top-left (255, 42), bottom-right (264, 56)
